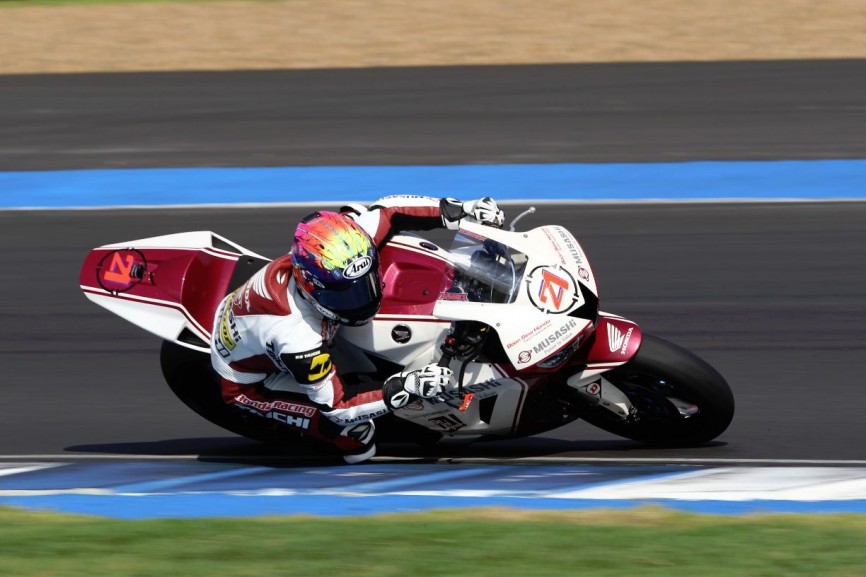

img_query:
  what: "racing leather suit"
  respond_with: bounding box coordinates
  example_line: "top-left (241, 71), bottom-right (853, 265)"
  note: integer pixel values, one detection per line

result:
top-left (210, 195), bottom-right (492, 461)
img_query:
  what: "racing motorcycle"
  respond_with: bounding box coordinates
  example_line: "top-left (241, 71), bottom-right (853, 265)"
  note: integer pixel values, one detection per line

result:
top-left (79, 208), bottom-right (734, 453)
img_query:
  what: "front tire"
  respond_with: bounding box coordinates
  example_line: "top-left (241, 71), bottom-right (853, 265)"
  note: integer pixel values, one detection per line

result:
top-left (577, 335), bottom-right (734, 445)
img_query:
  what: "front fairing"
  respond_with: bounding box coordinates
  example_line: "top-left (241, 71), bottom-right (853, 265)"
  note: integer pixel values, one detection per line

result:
top-left (434, 221), bottom-right (599, 370)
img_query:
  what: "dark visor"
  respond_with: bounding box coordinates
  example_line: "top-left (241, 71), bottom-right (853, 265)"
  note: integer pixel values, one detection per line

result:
top-left (312, 273), bottom-right (382, 316)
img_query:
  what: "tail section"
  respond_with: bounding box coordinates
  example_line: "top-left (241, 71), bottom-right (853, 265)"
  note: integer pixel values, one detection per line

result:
top-left (79, 231), bottom-right (269, 351)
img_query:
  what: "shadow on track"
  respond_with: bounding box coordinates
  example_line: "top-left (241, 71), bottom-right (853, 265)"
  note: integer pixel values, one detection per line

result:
top-left (65, 437), bottom-right (727, 467)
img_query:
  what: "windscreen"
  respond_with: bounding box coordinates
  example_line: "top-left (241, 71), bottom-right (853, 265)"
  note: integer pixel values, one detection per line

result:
top-left (442, 230), bottom-right (527, 304)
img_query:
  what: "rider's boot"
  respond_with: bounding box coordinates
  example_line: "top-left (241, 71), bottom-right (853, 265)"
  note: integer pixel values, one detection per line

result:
top-left (335, 420), bottom-right (377, 464)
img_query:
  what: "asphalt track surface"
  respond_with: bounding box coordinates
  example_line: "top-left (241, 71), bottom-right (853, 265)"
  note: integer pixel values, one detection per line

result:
top-left (4, 59), bottom-right (866, 170)
top-left (2, 60), bottom-right (866, 463)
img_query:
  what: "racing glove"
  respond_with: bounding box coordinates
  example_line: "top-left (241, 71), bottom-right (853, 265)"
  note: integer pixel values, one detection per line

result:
top-left (441, 197), bottom-right (505, 229)
top-left (382, 364), bottom-right (454, 410)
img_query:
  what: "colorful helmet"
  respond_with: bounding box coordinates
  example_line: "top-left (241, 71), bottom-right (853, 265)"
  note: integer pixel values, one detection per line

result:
top-left (290, 211), bottom-right (382, 326)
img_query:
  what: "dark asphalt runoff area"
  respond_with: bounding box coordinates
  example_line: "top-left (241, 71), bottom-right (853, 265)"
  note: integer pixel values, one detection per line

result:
top-left (2, 60), bottom-right (865, 462)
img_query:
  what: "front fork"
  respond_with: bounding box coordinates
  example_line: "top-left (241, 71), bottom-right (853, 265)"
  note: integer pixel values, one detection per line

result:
top-left (566, 373), bottom-right (635, 420)
top-left (560, 313), bottom-right (643, 421)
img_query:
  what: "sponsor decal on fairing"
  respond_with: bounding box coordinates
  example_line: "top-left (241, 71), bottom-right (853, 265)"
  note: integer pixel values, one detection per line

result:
top-left (552, 226), bottom-right (585, 265)
top-left (507, 318), bottom-right (551, 349)
top-left (391, 324), bottom-right (412, 343)
top-left (455, 229), bottom-right (488, 243)
top-left (581, 381), bottom-right (602, 398)
top-left (96, 249), bottom-right (147, 294)
top-left (427, 379), bottom-right (506, 405)
top-left (438, 291), bottom-right (469, 301)
top-left (541, 226), bottom-right (585, 267)
top-left (403, 399), bottom-right (426, 411)
top-left (429, 414), bottom-right (466, 432)
top-left (525, 265), bottom-right (581, 314)
top-left (536, 337), bottom-right (582, 369)
top-left (607, 324), bottom-right (634, 355)
top-left (532, 318), bottom-right (579, 356)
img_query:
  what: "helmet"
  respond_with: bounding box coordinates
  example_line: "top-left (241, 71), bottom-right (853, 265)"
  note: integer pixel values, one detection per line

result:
top-left (290, 211), bottom-right (382, 326)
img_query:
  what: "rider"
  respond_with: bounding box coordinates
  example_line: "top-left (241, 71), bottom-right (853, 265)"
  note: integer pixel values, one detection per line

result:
top-left (210, 195), bottom-right (505, 463)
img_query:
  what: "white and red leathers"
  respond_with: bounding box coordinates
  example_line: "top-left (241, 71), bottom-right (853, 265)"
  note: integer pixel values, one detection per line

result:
top-left (210, 195), bottom-right (484, 461)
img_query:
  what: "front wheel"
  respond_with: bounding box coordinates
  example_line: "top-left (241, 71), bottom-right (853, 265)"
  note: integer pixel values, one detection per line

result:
top-left (576, 335), bottom-right (734, 445)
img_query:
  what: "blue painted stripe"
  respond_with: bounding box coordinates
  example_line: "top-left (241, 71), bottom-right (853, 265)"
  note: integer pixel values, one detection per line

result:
top-left (3, 463), bottom-right (866, 518)
top-left (2, 160), bottom-right (866, 209)
top-left (335, 466), bottom-right (505, 493)
top-left (112, 466), bottom-right (272, 494)
top-left (5, 493), bottom-right (866, 519)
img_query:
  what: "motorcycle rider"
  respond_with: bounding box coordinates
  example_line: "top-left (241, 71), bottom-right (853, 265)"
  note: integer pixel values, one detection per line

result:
top-left (210, 195), bottom-right (505, 463)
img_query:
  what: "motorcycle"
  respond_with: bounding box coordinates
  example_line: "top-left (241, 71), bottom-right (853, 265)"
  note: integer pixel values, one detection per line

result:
top-left (79, 208), bottom-right (734, 453)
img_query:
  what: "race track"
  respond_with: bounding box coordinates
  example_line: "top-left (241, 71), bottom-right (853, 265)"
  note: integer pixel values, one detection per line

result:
top-left (2, 60), bottom-right (866, 464)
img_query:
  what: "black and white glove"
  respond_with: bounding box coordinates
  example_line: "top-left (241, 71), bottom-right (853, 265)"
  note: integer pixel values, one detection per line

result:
top-left (441, 197), bottom-right (505, 229)
top-left (383, 364), bottom-right (454, 409)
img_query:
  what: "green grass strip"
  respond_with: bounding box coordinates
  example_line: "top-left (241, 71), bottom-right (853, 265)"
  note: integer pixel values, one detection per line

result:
top-left (1, 506), bottom-right (866, 576)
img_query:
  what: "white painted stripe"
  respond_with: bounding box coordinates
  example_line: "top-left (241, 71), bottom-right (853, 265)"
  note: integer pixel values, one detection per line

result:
top-left (0, 489), bottom-right (113, 497)
top-left (4, 454), bottom-right (866, 466)
top-left (2, 461), bottom-right (866, 503)
top-left (8, 198), bottom-right (866, 212)
top-left (0, 463), bottom-right (63, 477)
top-left (430, 456), bottom-right (866, 466)
top-left (551, 467), bottom-right (866, 501)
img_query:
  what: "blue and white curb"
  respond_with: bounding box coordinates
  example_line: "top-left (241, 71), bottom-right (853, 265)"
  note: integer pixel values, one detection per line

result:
top-left (2, 159), bottom-right (866, 209)
top-left (2, 461), bottom-right (866, 519)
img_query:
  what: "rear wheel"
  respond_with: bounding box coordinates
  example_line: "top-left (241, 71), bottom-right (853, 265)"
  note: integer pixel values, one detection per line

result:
top-left (576, 335), bottom-right (734, 445)
top-left (159, 340), bottom-right (323, 451)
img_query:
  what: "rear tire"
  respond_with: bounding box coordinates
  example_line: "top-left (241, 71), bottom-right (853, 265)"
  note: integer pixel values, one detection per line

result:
top-left (577, 335), bottom-right (734, 445)
top-left (159, 341), bottom-right (323, 451)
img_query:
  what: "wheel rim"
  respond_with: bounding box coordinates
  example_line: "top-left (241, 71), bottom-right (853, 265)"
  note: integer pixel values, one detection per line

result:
top-left (608, 369), bottom-right (699, 423)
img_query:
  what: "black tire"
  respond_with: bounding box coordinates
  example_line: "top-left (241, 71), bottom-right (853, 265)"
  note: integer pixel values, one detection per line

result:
top-left (159, 340), bottom-right (323, 451)
top-left (577, 334), bottom-right (734, 445)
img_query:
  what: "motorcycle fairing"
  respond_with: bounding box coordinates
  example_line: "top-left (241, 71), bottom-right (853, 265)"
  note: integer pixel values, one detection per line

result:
top-left (566, 313), bottom-right (643, 384)
top-left (433, 221), bottom-right (599, 371)
top-left (79, 231), bottom-right (267, 352)
top-left (390, 362), bottom-right (529, 441)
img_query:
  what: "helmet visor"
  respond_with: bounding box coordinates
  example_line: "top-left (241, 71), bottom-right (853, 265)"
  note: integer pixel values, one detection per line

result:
top-left (312, 271), bottom-right (383, 325)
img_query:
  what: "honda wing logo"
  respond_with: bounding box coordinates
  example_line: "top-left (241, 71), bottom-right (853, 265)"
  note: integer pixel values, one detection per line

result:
top-left (607, 323), bottom-right (634, 355)
top-left (608, 324), bottom-right (625, 352)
